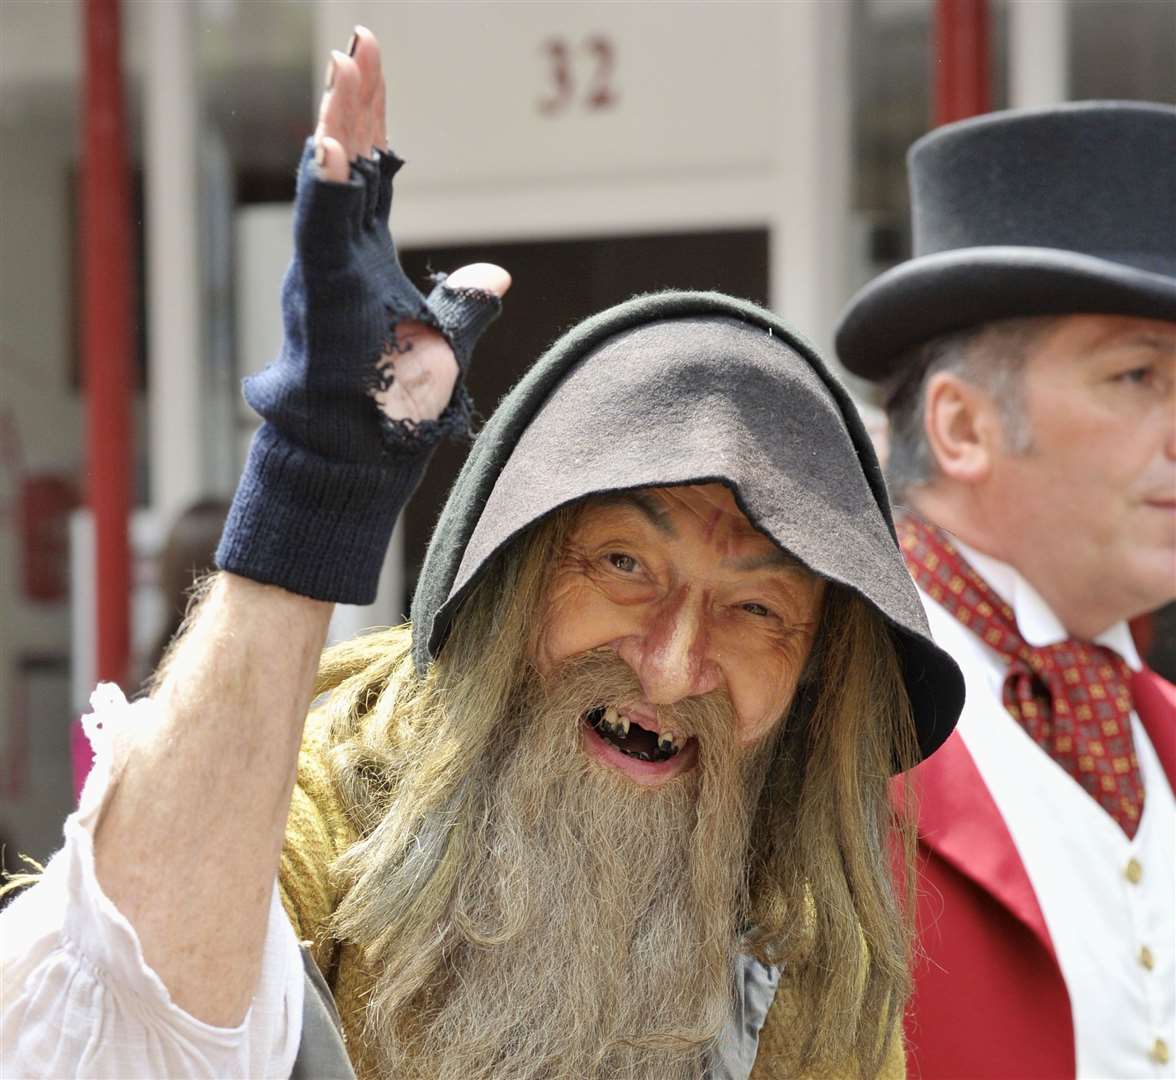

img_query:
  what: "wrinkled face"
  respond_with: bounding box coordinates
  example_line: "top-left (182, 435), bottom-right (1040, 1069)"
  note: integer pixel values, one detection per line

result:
top-left (987, 316), bottom-right (1176, 630)
top-left (535, 483), bottom-right (825, 786)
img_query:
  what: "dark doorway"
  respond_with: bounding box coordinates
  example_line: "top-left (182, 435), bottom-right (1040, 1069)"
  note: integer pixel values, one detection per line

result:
top-left (396, 228), bottom-right (770, 616)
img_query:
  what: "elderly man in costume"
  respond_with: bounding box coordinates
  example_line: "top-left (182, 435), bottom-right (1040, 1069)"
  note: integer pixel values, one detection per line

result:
top-left (0, 30), bottom-right (962, 1079)
top-left (837, 102), bottom-right (1176, 1079)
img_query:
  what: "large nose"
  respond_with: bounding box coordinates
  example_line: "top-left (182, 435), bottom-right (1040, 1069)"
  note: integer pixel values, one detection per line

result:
top-left (618, 587), bottom-right (721, 704)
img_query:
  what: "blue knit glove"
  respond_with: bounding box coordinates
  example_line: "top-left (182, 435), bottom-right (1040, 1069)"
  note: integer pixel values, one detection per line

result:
top-left (216, 139), bottom-right (502, 603)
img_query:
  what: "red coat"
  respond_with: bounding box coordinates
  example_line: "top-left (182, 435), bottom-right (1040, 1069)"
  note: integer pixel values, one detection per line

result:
top-left (902, 669), bottom-right (1176, 1079)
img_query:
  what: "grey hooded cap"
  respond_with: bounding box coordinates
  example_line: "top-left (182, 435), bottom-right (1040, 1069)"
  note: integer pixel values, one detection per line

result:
top-left (410, 291), bottom-right (963, 763)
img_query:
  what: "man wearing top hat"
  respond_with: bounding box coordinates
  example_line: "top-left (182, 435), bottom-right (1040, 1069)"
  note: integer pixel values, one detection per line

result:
top-left (837, 101), bottom-right (1176, 1078)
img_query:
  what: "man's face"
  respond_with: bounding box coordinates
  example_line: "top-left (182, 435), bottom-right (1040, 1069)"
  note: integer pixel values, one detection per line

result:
top-left (535, 483), bottom-right (825, 786)
top-left (986, 315), bottom-right (1176, 632)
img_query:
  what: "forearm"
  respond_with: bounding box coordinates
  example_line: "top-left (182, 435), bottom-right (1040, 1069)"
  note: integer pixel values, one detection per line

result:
top-left (93, 572), bottom-right (331, 1026)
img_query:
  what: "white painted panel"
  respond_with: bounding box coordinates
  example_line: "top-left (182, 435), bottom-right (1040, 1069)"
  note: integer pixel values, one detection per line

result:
top-left (145, 0), bottom-right (203, 522)
top-left (1009, 0), bottom-right (1069, 108)
top-left (235, 205), bottom-right (294, 387)
top-left (316, 0), bottom-right (781, 190)
top-left (311, 0), bottom-right (857, 356)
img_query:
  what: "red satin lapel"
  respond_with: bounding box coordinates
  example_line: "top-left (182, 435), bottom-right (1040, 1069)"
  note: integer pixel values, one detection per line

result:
top-left (906, 731), bottom-right (1057, 961)
top-left (1133, 668), bottom-right (1176, 790)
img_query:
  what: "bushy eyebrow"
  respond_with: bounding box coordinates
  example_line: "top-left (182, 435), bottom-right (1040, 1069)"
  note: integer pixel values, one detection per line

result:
top-left (587, 491), bottom-right (678, 536)
top-left (725, 549), bottom-right (808, 574)
top-left (585, 492), bottom-right (810, 576)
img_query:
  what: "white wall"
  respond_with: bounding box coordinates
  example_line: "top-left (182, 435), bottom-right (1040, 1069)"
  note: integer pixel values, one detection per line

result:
top-left (312, 0), bottom-right (855, 355)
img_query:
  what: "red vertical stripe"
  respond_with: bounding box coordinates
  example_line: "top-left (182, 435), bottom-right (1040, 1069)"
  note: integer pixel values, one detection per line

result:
top-left (82, 0), bottom-right (132, 691)
top-left (934, 0), bottom-right (991, 125)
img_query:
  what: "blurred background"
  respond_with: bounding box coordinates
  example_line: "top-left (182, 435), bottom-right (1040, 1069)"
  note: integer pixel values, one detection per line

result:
top-left (0, 0), bottom-right (1173, 865)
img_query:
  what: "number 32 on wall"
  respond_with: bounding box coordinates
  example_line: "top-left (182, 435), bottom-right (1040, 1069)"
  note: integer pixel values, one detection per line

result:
top-left (538, 36), bottom-right (618, 115)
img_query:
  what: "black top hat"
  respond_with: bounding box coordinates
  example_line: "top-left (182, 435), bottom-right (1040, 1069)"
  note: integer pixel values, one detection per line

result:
top-left (836, 100), bottom-right (1176, 382)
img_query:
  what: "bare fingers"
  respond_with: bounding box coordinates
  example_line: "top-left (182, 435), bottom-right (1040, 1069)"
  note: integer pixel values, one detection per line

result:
top-left (315, 50), bottom-right (357, 181)
top-left (350, 26), bottom-right (387, 155)
top-left (314, 26), bottom-right (387, 182)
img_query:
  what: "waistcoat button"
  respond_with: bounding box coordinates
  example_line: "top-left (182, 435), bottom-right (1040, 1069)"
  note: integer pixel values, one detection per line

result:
top-left (1124, 857), bottom-right (1143, 885)
top-left (1151, 1038), bottom-right (1169, 1065)
top-left (1139, 945), bottom-right (1154, 971)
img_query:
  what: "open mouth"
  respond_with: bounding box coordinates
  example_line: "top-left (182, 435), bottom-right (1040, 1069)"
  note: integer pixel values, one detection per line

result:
top-left (583, 705), bottom-right (685, 763)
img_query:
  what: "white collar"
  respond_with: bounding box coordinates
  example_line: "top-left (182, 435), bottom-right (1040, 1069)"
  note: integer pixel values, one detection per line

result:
top-left (952, 538), bottom-right (1144, 672)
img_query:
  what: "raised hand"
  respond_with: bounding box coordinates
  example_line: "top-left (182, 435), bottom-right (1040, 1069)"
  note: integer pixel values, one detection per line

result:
top-left (220, 26), bottom-right (512, 605)
top-left (311, 25), bottom-right (510, 428)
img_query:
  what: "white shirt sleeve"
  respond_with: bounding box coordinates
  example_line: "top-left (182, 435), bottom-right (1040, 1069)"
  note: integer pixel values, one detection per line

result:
top-left (0, 685), bottom-right (305, 1079)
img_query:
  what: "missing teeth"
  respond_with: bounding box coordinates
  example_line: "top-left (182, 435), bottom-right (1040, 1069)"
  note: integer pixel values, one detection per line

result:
top-left (587, 707), bottom-right (683, 764)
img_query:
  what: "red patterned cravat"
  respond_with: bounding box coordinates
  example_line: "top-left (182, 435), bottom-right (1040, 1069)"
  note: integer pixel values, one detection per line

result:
top-left (899, 514), bottom-right (1145, 838)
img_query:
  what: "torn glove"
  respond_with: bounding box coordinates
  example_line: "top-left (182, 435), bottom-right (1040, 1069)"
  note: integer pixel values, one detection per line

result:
top-left (216, 138), bottom-right (501, 604)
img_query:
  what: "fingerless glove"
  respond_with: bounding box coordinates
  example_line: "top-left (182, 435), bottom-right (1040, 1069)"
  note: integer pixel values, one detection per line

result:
top-left (216, 139), bottom-right (501, 603)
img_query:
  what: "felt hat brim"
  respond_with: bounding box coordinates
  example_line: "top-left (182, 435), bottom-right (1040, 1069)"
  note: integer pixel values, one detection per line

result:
top-left (836, 246), bottom-right (1176, 382)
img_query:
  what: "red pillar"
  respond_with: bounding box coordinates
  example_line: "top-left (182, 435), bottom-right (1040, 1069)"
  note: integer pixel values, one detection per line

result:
top-left (81, 0), bottom-right (132, 687)
top-left (934, 0), bottom-right (990, 125)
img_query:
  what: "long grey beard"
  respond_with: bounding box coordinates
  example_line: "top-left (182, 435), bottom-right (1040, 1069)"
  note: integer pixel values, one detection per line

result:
top-left (369, 651), bottom-right (776, 1080)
